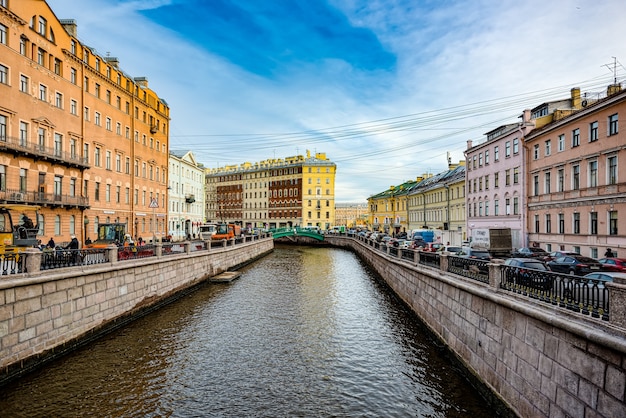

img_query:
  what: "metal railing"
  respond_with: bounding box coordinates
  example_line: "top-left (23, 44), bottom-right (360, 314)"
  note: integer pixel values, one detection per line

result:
top-left (418, 251), bottom-right (441, 269)
top-left (40, 248), bottom-right (108, 270)
top-left (501, 266), bottom-right (609, 320)
top-left (0, 253), bottom-right (25, 275)
top-left (117, 244), bottom-right (156, 260)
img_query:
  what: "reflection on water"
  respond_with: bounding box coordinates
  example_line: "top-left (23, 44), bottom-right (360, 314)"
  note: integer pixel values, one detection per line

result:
top-left (0, 245), bottom-right (498, 417)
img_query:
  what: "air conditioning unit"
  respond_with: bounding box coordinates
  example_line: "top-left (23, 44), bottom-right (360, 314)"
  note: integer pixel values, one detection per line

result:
top-left (12, 192), bottom-right (24, 201)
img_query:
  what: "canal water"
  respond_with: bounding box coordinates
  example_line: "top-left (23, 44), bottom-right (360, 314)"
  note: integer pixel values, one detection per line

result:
top-left (0, 245), bottom-right (501, 417)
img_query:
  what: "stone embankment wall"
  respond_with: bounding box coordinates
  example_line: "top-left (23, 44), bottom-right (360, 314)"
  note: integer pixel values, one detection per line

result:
top-left (326, 236), bottom-right (626, 418)
top-left (0, 238), bottom-right (273, 385)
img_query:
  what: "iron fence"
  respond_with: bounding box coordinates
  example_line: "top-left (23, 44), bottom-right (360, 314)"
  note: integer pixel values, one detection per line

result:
top-left (418, 251), bottom-right (441, 269)
top-left (0, 253), bottom-right (25, 275)
top-left (40, 248), bottom-right (107, 270)
top-left (447, 255), bottom-right (489, 283)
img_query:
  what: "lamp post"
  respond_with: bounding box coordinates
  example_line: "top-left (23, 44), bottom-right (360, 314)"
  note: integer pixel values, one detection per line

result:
top-left (83, 215), bottom-right (89, 246)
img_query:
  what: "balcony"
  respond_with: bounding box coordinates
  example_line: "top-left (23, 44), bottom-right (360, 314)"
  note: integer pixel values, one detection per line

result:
top-left (0, 136), bottom-right (90, 169)
top-left (185, 194), bottom-right (195, 203)
top-left (0, 189), bottom-right (90, 209)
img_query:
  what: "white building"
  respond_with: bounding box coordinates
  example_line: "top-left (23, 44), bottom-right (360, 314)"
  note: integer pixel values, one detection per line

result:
top-left (168, 151), bottom-right (205, 241)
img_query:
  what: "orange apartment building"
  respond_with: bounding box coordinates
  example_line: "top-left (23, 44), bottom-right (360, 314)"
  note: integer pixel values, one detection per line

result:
top-left (525, 84), bottom-right (626, 258)
top-left (0, 1), bottom-right (169, 244)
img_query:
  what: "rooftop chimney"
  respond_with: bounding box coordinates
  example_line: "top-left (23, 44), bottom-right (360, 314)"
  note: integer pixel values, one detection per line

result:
top-left (60, 19), bottom-right (77, 37)
top-left (466, 139), bottom-right (473, 150)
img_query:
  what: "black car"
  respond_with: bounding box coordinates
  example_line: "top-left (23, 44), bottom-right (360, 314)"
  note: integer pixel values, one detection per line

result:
top-left (503, 258), bottom-right (552, 290)
top-left (511, 247), bottom-right (549, 259)
top-left (547, 255), bottom-right (603, 276)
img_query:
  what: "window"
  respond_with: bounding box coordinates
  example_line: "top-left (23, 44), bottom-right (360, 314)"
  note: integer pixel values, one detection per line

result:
top-left (557, 169), bottom-right (564, 192)
top-left (494, 199), bottom-right (499, 216)
top-left (513, 167), bottom-right (519, 184)
top-left (545, 214), bottom-right (551, 233)
top-left (545, 140), bottom-right (551, 156)
top-left (38, 16), bottom-right (47, 36)
top-left (0, 115), bottom-right (5, 141)
top-left (478, 153), bottom-right (483, 167)
top-left (494, 172), bottom-right (499, 188)
top-left (19, 169), bottom-right (28, 192)
top-left (590, 212), bottom-right (598, 235)
top-left (105, 184), bottom-right (110, 202)
top-left (54, 133), bottom-right (62, 157)
top-left (0, 23), bottom-right (6, 45)
top-left (505, 198), bottom-right (511, 215)
top-left (55, 92), bottom-right (63, 108)
top-left (608, 114), bottom-right (618, 136)
top-left (572, 165), bottom-right (580, 190)
top-left (19, 121), bottom-right (28, 146)
top-left (95, 83), bottom-right (100, 98)
top-left (513, 197), bottom-right (519, 215)
top-left (558, 134), bottom-right (565, 151)
top-left (609, 211), bottom-right (618, 235)
top-left (533, 175), bottom-right (539, 196)
top-left (494, 146), bottom-right (499, 161)
top-left (20, 74), bottom-right (29, 92)
top-left (0, 165), bottom-right (5, 191)
top-left (94, 147), bottom-right (101, 167)
top-left (533, 144), bottom-right (539, 160)
top-left (20, 37), bottom-right (26, 55)
top-left (39, 84), bottom-right (47, 101)
top-left (106, 117), bottom-right (111, 131)
top-left (571, 128), bottom-right (581, 147)
top-left (505, 141), bottom-right (511, 157)
top-left (545, 172), bottom-right (551, 193)
top-left (589, 121), bottom-right (598, 142)
top-left (0, 64), bottom-right (6, 85)
top-left (70, 99), bottom-right (77, 115)
top-left (573, 213), bottom-right (580, 234)
top-left (534, 215), bottom-right (540, 233)
top-left (559, 214), bottom-right (564, 234)
top-left (95, 182), bottom-right (100, 201)
top-left (505, 169), bottom-right (510, 186)
top-left (472, 155), bottom-right (477, 169)
top-left (95, 112), bottom-right (101, 126)
top-left (105, 150), bottom-right (111, 170)
top-left (70, 68), bottom-right (77, 84)
top-left (485, 150), bottom-right (489, 164)
top-left (608, 155), bottom-right (617, 185)
top-left (513, 138), bottom-right (519, 154)
top-left (589, 161), bottom-right (597, 187)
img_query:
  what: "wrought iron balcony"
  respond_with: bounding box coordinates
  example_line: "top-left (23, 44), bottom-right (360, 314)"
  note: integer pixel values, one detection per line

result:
top-left (0, 136), bottom-right (90, 169)
top-left (185, 194), bottom-right (195, 203)
top-left (0, 189), bottom-right (90, 209)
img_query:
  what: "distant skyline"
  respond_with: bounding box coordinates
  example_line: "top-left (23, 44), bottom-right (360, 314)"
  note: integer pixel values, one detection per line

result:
top-left (48, 0), bottom-right (626, 202)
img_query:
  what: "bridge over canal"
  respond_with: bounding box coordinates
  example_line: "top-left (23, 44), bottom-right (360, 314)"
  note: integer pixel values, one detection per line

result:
top-left (269, 227), bottom-right (325, 241)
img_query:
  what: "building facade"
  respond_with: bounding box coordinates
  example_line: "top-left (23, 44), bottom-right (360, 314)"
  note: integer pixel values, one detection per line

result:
top-left (205, 151), bottom-right (336, 229)
top-left (168, 151), bottom-right (204, 241)
top-left (1, 1), bottom-right (169, 244)
top-left (334, 203), bottom-right (368, 228)
top-left (464, 112), bottom-right (534, 249)
top-left (525, 84), bottom-right (626, 258)
top-left (407, 162), bottom-right (466, 245)
top-left (368, 179), bottom-right (420, 236)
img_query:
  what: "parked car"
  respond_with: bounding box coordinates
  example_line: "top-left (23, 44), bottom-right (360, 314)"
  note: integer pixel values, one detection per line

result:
top-left (596, 257), bottom-right (626, 272)
top-left (503, 258), bottom-right (552, 290)
top-left (547, 255), bottom-right (603, 276)
top-left (542, 251), bottom-right (580, 262)
top-left (423, 242), bottom-right (444, 252)
top-left (510, 247), bottom-right (549, 259)
top-left (583, 271), bottom-right (626, 284)
top-left (440, 245), bottom-right (463, 254)
top-left (562, 272), bottom-right (626, 306)
top-left (458, 248), bottom-right (492, 260)
top-left (410, 238), bottom-right (427, 249)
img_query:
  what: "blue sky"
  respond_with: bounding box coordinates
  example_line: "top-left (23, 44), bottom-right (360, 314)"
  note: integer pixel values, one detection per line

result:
top-left (48, 0), bottom-right (626, 202)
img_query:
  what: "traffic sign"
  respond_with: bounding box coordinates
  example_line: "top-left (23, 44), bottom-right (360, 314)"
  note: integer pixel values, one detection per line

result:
top-left (149, 198), bottom-right (159, 208)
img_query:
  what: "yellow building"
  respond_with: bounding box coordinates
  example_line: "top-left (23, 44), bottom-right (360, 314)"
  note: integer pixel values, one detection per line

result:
top-left (1, 1), bottom-right (170, 244)
top-left (407, 162), bottom-right (466, 245)
top-left (205, 151), bottom-right (336, 229)
top-left (368, 179), bottom-right (421, 236)
top-left (335, 203), bottom-right (368, 229)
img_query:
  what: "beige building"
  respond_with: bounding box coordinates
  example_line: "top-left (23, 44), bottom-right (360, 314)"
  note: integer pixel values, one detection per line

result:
top-left (334, 203), bottom-right (368, 228)
top-left (368, 179), bottom-right (420, 236)
top-left (205, 151), bottom-right (336, 229)
top-left (526, 84), bottom-right (626, 258)
top-left (0, 1), bottom-right (169, 244)
top-left (168, 151), bottom-right (204, 241)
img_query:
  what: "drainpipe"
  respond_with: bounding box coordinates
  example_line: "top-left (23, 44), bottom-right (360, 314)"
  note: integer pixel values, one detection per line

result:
top-left (444, 184), bottom-right (450, 243)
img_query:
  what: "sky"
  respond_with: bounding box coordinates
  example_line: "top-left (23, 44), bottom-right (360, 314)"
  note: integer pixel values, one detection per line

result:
top-left (47, 0), bottom-right (626, 203)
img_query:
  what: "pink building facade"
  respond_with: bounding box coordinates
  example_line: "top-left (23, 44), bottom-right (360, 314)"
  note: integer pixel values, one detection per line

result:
top-left (525, 85), bottom-right (626, 258)
top-left (464, 111), bottom-right (535, 250)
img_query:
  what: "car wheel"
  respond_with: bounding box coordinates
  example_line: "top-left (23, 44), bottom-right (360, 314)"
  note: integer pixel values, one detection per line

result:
top-left (569, 269), bottom-right (575, 276)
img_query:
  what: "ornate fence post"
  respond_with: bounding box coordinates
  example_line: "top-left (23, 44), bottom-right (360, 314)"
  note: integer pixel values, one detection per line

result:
top-left (106, 244), bottom-right (118, 263)
top-left (488, 262), bottom-right (503, 289)
top-left (155, 242), bottom-right (162, 257)
top-left (184, 241), bottom-right (192, 254)
top-left (440, 253), bottom-right (449, 273)
top-left (607, 278), bottom-right (626, 328)
top-left (24, 248), bottom-right (42, 274)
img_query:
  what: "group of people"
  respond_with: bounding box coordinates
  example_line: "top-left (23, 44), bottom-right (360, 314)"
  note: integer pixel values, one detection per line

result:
top-left (36, 236), bottom-right (80, 251)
